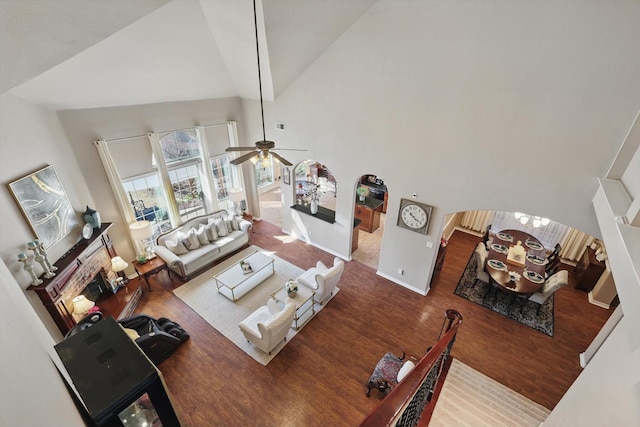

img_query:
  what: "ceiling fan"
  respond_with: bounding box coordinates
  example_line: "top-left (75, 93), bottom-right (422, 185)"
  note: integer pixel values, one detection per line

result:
top-left (226, 0), bottom-right (305, 167)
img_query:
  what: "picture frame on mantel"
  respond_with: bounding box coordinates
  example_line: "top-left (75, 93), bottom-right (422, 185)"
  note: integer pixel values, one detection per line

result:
top-left (282, 167), bottom-right (291, 185)
top-left (8, 165), bottom-right (79, 249)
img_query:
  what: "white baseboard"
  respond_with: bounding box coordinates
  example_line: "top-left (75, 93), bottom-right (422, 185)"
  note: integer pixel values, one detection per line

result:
top-left (588, 292), bottom-right (611, 309)
top-left (376, 271), bottom-right (428, 296)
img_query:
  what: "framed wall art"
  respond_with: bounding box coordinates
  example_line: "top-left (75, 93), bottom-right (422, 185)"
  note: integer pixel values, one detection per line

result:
top-left (282, 167), bottom-right (291, 185)
top-left (8, 165), bottom-right (79, 248)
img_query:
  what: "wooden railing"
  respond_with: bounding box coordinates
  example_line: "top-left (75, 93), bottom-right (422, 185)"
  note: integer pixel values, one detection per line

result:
top-left (359, 309), bottom-right (463, 427)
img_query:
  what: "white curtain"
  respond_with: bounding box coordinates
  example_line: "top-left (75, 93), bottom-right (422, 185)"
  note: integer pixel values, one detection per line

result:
top-left (461, 210), bottom-right (494, 233)
top-left (94, 139), bottom-right (140, 252)
top-left (147, 132), bottom-right (181, 227)
top-left (559, 227), bottom-right (595, 262)
top-left (195, 126), bottom-right (219, 213)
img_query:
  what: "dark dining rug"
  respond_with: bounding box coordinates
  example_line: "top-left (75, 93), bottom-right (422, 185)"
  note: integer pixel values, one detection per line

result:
top-left (454, 254), bottom-right (554, 336)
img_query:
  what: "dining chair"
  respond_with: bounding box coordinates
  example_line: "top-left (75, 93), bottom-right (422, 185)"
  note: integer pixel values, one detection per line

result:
top-left (523, 270), bottom-right (569, 315)
top-left (482, 224), bottom-right (492, 249)
top-left (546, 243), bottom-right (561, 263)
top-left (472, 242), bottom-right (490, 288)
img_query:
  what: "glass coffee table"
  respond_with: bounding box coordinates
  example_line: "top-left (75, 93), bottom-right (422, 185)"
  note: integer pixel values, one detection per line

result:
top-left (214, 250), bottom-right (274, 302)
top-left (271, 283), bottom-right (315, 330)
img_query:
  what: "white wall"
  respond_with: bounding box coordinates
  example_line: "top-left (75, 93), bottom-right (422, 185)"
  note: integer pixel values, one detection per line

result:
top-left (0, 93), bottom-right (95, 338)
top-left (264, 0), bottom-right (640, 292)
top-left (543, 115), bottom-right (640, 425)
top-left (0, 94), bottom-right (87, 425)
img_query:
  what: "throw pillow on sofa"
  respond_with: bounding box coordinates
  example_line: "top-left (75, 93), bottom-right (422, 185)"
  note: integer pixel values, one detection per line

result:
top-left (213, 218), bottom-right (229, 237)
top-left (225, 215), bottom-right (240, 231)
top-left (205, 220), bottom-right (219, 241)
top-left (166, 239), bottom-right (189, 255)
top-left (178, 229), bottom-right (201, 250)
top-left (196, 224), bottom-right (210, 245)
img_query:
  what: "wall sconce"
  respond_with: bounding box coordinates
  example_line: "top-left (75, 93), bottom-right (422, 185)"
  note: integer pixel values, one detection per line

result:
top-left (111, 256), bottom-right (129, 287)
top-left (129, 220), bottom-right (154, 261)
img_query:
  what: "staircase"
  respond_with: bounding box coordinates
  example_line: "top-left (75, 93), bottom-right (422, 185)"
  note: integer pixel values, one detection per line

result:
top-left (429, 359), bottom-right (550, 426)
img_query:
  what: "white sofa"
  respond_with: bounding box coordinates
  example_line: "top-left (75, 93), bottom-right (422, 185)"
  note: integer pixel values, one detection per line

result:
top-left (154, 210), bottom-right (252, 279)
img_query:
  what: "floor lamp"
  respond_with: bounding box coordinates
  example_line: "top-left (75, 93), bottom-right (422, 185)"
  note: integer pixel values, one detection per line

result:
top-left (229, 188), bottom-right (245, 216)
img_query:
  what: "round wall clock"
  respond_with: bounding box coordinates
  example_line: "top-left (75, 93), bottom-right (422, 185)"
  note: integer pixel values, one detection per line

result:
top-left (397, 198), bottom-right (432, 235)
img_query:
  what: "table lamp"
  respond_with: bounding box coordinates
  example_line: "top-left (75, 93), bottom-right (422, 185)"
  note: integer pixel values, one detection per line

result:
top-left (111, 256), bottom-right (129, 286)
top-left (229, 188), bottom-right (245, 216)
top-left (72, 295), bottom-right (95, 318)
top-left (129, 220), bottom-right (154, 261)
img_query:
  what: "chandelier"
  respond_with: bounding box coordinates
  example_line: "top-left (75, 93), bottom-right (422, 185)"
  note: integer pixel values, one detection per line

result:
top-left (514, 212), bottom-right (550, 228)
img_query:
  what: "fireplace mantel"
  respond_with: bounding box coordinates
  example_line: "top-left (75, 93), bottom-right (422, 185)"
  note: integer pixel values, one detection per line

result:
top-left (28, 223), bottom-right (141, 335)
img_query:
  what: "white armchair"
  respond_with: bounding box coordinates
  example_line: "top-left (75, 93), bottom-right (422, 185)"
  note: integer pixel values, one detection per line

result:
top-left (296, 257), bottom-right (344, 305)
top-left (238, 298), bottom-right (296, 355)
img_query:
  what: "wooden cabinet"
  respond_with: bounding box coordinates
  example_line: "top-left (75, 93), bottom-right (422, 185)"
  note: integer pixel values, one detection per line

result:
top-left (354, 199), bottom-right (382, 233)
top-left (574, 246), bottom-right (606, 292)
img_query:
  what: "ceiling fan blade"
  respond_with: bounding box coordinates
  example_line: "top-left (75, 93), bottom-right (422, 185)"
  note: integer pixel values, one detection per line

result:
top-left (270, 151), bottom-right (293, 166)
top-left (270, 148), bottom-right (307, 152)
top-left (226, 146), bottom-right (258, 152)
top-left (230, 150), bottom-right (260, 165)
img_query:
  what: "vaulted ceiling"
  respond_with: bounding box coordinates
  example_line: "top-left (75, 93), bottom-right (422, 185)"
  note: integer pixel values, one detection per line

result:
top-left (1, 0), bottom-right (377, 110)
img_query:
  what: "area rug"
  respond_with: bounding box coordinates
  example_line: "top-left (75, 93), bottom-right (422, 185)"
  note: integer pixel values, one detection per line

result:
top-left (173, 246), bottom-right (338, 365)
top-left (454, 254), bottom-right (554, 336)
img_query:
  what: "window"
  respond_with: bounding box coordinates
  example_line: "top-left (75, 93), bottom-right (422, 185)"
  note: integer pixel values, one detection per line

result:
top-left (122, 174), bottom-right (171, 237)
top-left (211, 154), bottom-right (238, 212)
top-left (167, 163), bottom-right (205, 220)
top-left (96, 123), bottom-right (243, 238)
top-left (255, 154), bottom-right (274, 188)
top-left (159, 132), bottom-right (205, 222)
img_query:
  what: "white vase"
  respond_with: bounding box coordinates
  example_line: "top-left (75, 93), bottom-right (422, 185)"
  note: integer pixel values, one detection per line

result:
top-left (310, 199), bottom-right (318, 215)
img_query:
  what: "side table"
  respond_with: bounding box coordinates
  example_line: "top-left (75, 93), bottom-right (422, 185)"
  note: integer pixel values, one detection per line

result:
top-left (270, 284), bottom-right (315, 330)
top-left (132, 256), bottom-right (169, 291)
top-left (242, 212), bottom-right (255, 232)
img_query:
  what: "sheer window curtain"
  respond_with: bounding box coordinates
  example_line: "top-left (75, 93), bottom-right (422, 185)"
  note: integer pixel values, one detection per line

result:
top-left (559, 228), bottom-right (595, 262)
top-left (461, 210), bottom-right (494, 233)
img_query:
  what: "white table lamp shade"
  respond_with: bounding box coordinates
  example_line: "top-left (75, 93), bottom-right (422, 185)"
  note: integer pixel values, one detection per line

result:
top-left (111, 256), bottom-right (128, 273)
top-left (230, 188), bottom-right (245, 203)
top-left (129, 220), bottom-right (153, 240)
top-left (72, 295), bottom-right (95, 315)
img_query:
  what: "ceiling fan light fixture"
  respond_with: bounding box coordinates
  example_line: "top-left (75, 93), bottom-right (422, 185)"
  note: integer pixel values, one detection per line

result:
top-left (224, 0), bottom-right (303, 166)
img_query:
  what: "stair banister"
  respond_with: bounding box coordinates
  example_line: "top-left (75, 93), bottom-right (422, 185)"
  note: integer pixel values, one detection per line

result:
top-left (359, 309), bottom-right (463, 427)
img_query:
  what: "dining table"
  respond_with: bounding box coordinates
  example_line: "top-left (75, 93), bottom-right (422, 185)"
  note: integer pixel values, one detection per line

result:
top-left (485, 229), bottom-right (548, 295)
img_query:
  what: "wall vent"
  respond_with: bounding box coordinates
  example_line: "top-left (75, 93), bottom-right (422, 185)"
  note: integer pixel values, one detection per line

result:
top-left (275, 122), bottom-right (286, 131)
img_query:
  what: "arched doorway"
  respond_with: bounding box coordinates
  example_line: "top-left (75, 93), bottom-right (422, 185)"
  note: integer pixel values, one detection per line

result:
top-left (352, 174), bottom-right (388, 269)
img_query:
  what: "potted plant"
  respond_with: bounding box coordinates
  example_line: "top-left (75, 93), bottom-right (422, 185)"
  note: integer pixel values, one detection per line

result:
top-left (357, 186), bottom-right (368, 202)
top-left (284, 280), bottom-right (298, 297)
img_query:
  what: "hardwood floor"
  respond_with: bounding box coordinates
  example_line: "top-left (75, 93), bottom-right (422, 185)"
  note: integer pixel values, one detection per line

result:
top-left (132, 222), bottom-right (613, 426)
